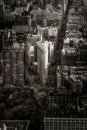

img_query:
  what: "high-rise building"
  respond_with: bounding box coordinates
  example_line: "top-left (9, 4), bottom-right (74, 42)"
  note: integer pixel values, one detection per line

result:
top-left (36, 39), bottom-right (54, 83)
top-left (3, 44), bottom-right (24, 86)
top-left (2, 31), bottom-right (24, 85)
top-left (0, 120), bottom-right (30, 130)
top-left (36, 41), bottom-right (49, 84)
top-left (0, 0), bottom-right (4, 20)
top-left (77, 40), bottom-right (87, 65)
top-left (61, 47), bottom-right (77, 66)
top-left (0, 31), bottom-right (3, 53)
top-left (44, 118), bottom-right (87, 130)
top-left (0, 29), bottom-right (16, 53)
top-left (25, 34), bottom-right (41, 72)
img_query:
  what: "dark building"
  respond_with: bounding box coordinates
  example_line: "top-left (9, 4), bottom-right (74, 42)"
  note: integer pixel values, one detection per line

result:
top-left (61, 50), bottom-right (77, 66)
top-left (2, 30), bottom-right (24, 85)
top-left (0, 0), bottom-right (4, 20)
top-left (0, 120), bottom-right (30, 130)
top-left (0, 31), bottom-right (3, 53)
top-left (77, 40), bottom-right (87, 65)
top-left (49, 94), bottom-right (79, 106)
top-left (3, 44), bottom-right (24, 86)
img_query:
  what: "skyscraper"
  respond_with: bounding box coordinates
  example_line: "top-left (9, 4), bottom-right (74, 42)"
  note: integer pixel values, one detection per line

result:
top-left (2, 30), bottom-right (24, 85)
top-left (37, 41), bottom-right (49, 84)
top-left (3, 43), bottom-right (24, 86)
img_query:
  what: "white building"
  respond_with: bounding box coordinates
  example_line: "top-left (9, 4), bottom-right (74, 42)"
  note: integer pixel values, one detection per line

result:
top-left (37, 41), bottom-right (49, 84)
top-left (25, 34), bottom-right (41, 68)
top-left (36, 39), bottom-right (54, 83)
top-left (37, 26), bottom-right (58, 39)
top-left (48, 27), bottom-right (58, 37)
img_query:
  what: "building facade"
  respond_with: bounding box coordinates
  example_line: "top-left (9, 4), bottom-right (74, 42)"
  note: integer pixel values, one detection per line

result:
top-left (3, 43), bottom-right (24, 85)
top-left (44, 118), bottom-right (87, 130)
top-left (37, 41), bottom-right (49, 84)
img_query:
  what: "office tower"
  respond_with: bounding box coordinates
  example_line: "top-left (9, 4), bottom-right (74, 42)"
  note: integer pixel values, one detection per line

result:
top-left (3, 43), bottom-right (24, 86)
top-left (0, 31), bottom-right (3, 53)
top-left (36, 39), bottom-right (54, 83)
top-left (77, 40), bottom-right (87, 65)
top-left (0, 29), bottom-right (16, 53)
top-left (44, 118), bottom-right (87, 130)
top-left (48, 41), bottom-right (54, 62)
top-left (2, 30), bottom-right (24, 85)
top-left (61, 47), bottom-right (77, 66)
top-left (37, 41), bottom-right (49, 84)
top-left (25, 34), bottom-right (41, 74)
